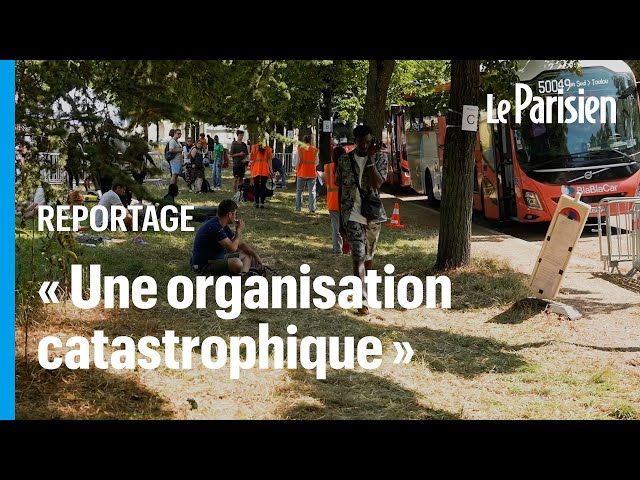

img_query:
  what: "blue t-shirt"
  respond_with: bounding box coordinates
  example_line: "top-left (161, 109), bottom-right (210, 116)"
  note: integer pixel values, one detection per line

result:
top-left (192, 217), bottom-right (235, 269)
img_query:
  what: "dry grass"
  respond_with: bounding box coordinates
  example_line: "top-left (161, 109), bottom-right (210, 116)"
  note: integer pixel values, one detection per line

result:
top-left (15, 171), bottom-right (640, 419)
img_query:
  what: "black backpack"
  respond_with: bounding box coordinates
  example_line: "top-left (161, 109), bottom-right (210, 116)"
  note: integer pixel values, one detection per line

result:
top-left (201, 178), bottom-right (212, 193)
top-left (164, 142), bottom-right (172, 161)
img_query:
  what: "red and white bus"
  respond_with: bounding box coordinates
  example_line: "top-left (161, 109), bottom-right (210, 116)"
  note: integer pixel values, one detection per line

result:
top-left (395, 60), bottom-right (640, 220)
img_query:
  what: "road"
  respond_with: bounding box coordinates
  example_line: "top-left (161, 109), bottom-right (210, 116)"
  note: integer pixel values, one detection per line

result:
top-left (385, 188), bottom-right (609, 268)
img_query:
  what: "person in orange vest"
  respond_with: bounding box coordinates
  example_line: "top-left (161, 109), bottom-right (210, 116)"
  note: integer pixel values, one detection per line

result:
top-left (294, 134), bottom-right (319, 212)
top-left (325, 146), bottom-right (345, 255)
top-left (250, 142), bottom-right (273, 209)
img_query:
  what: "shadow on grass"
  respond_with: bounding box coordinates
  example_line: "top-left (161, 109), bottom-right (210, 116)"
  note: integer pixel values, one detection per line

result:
top-left (487, 298), bottom-right (548, 324)
top-left (398, 326), bottom-right (529, 377)
top-left (281, 369), bottom-right (460, 420)
top-left (15, 356), bottom-right (173, 419)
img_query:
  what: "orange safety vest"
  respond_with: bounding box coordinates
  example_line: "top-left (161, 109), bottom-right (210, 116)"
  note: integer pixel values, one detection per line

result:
top-left (250, 144), bottom-right (272, 177)
top-left (297, 145), bottom-right (317, 178)
top-left (324, 163), bottom-right (339, 212)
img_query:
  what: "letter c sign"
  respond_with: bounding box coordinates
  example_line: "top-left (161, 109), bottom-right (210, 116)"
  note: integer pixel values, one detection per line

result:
top-left (462, 105), bottom-right (479, 132)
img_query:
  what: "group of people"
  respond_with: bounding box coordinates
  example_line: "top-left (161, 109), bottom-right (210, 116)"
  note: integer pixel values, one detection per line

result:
top-left (167, 129), bottom-right (226, 193)
top-left (192, 124), bottom-right (388, 315)
top-left (20, 124), bottom-right (389, 316)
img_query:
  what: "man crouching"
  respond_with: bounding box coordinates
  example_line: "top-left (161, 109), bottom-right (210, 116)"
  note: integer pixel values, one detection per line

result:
top-left (191, 199), bottom-right (264, 276)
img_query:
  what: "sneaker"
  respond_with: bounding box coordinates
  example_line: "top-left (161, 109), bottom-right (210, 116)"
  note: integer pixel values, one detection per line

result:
top-left (357, 306), bottom-right (370, 315)
top-left (254, 203), bottom-right (259, 208)
top-left (259, 204), bottom-right (265, 209)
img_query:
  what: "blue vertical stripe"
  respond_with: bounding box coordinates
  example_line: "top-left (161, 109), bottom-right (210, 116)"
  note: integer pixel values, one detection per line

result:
top-left (0, 60), bottom-right (15, 420)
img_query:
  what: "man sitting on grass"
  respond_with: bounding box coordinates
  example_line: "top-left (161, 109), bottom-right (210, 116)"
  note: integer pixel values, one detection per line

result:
top-left (191, 199), bottom-right (264, 276)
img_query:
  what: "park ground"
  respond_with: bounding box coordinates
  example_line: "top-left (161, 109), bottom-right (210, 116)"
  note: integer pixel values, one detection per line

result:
top-left (15, 169), bottom-right (640, 419)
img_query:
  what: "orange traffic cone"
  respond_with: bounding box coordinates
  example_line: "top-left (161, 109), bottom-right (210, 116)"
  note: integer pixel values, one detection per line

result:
top-left (386, 202), bottom-right (406, 229)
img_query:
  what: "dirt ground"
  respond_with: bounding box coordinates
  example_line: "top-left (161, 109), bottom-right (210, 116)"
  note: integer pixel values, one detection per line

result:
top-left (387, 195), bottom-right (640, 351)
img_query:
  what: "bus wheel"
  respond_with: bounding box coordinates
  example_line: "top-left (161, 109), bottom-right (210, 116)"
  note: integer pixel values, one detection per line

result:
top-left (425, 169), bottom-right (440, 207)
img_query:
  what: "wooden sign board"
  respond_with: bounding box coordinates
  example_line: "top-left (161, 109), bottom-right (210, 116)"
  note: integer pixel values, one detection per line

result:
top-left (529, 193), bottom-right (591, 299)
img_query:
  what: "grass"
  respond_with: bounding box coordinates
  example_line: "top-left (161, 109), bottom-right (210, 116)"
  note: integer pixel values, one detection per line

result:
top-left (14, 170), bottom-right (640, 419)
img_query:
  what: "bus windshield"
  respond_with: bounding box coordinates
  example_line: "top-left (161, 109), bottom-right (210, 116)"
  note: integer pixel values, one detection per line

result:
top-left (514, 67), bottom-right (640, 177)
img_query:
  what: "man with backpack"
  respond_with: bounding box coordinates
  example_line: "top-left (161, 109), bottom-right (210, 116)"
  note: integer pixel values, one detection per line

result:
top-left (167, 129), bottom-right (183, 185)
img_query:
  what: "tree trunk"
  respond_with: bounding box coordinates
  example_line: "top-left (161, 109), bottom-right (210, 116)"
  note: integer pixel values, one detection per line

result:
top-left (363, 60), bottom-right (396, 140)
top-left (435, 60), bottom-right (480, 270)
top-left (285, 121), bottom-right (293, 155)
top-left (319, 86), bottom-right (333, 166)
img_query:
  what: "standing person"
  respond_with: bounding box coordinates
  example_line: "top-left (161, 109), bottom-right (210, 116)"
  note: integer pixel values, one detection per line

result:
top-left (191, 199), bottom-right (264, 276)
top-left (168, 129), bottom-right (183, 186)
top-left (126, 137), bottom-right (156, 201)
top-left (335, 125), bottom-right (388, 315)
top-left (65, 133), bottom-right (84, 190)
top-left (230, 130), bottom-right (249, 195)
top-left (294, 134), bottom-right (319, 212)
top-left (198, 133), bottom-right (208, 152)
top-left (250, 143), bottom-right (272, 209)
top-left (182, 136), bottom-right (195, 190)
top-left (325, 146), bottom-right (345, 255)
top-left (211, 135), bottom-right (224, 189)
top-left (187, 139), bottom-right (207, 193)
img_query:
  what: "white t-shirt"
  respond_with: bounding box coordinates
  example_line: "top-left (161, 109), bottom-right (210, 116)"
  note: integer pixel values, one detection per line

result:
top-left (95, 190), bottom-right (123, 227)
top-left (169, 138), bottom-right (182, 163)
top-left (182, 145), bottom-right (192, 163)
top-left (349, 153), bottom-right (369, 225)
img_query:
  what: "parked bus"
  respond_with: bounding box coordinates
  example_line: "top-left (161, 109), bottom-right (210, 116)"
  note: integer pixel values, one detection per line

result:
top-left (395, 60), bottom-right (640, 220)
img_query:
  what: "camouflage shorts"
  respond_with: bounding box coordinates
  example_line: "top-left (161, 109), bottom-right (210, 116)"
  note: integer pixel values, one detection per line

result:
top-left (346, 221), bottom-right (382, 262)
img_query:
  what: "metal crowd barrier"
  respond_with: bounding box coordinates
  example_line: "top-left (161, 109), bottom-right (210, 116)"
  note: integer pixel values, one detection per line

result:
top-left (39, 152), bottom-right (67, 185)
top-left (597, 196), bottom-right (640, 276)
top-left (633, 202), bottom-right (640, 275)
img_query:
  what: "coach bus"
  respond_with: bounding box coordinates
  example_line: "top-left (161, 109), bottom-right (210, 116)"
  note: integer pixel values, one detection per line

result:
top-left (396, 60), bottom-right (640, 221)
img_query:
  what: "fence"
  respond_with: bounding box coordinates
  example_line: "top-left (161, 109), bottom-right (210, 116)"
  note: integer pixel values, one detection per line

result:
top-left (633, 202), bottom-right (640, 275)
top-left (273, 153), bottom-right (294, 175)
top-left (597, 196), bottom-right (640, 276)
top-left (39, 152), bottom-right (66, 185)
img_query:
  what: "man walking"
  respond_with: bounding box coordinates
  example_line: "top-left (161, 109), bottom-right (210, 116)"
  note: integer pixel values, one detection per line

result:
top-left (335, 125), bottom-right (388, 315)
